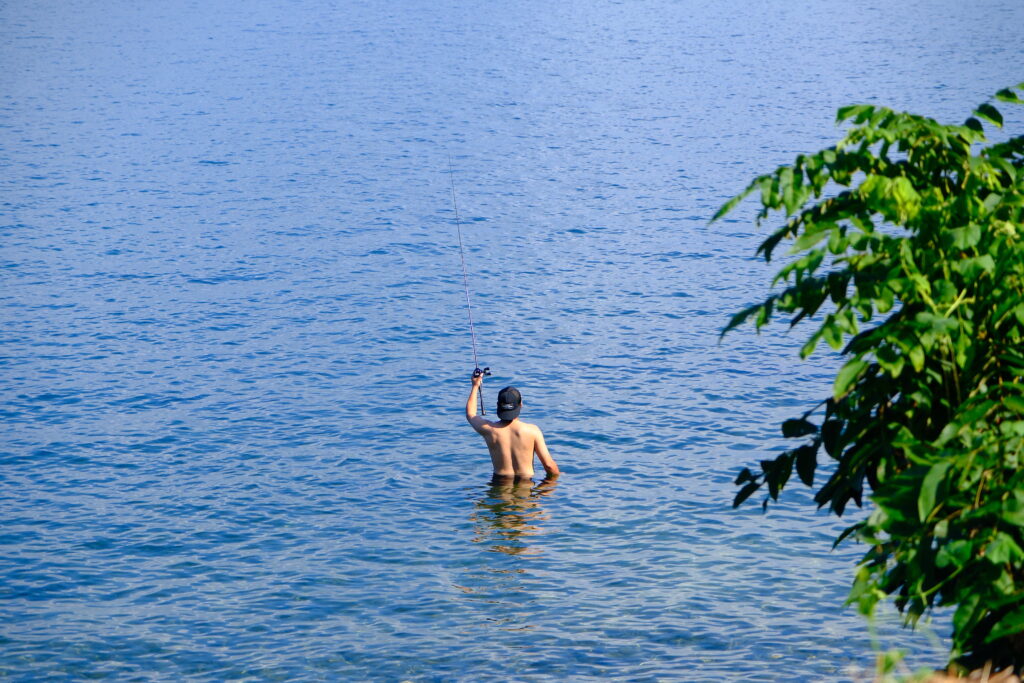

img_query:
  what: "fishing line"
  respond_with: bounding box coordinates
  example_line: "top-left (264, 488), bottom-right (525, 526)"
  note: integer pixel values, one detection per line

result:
top-left (447, 154), bottom-right (490, 414)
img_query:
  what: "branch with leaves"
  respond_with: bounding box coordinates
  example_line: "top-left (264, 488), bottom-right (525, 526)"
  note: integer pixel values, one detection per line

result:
top-left (716, 85), bottom-right (1024, 668)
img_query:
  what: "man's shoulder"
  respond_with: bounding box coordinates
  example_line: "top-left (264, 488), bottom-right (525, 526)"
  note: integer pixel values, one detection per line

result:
top-left (516, 420), bottom-right (542, 433)
top-left (468, 415), bottom-right (495, 432)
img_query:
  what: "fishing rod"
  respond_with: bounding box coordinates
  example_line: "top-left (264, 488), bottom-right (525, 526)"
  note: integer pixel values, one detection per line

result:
top-left (447, 154), bottom-right (491, 414)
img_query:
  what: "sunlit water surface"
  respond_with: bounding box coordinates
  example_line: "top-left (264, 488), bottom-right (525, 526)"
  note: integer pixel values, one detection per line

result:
top-left (3, 0), bottom-right (1024, 679)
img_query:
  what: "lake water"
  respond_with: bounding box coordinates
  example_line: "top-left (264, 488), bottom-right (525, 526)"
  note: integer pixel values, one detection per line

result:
top-left (3, 0), bottom-right (1023, 679)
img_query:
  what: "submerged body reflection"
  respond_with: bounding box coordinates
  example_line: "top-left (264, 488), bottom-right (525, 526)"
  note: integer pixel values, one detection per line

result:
top-left (471, 475), bottom-right (558, 556)
top-left (454, 477), bottom-right (559, 631)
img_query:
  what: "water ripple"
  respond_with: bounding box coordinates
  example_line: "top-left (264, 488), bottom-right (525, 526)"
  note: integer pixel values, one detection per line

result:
top-left (2, 0), bottom-right (1015, 678)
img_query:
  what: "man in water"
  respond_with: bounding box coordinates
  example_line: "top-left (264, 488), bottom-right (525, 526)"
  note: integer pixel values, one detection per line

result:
top-left (466, 372), bottom-right (559, 480)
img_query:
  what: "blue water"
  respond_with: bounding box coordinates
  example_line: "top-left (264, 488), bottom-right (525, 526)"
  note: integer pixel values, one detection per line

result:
top-left (3, 0), bottom-right (1023, 679)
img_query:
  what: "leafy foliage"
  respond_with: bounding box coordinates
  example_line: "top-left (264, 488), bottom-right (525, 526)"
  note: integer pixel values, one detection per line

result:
top-left (716, 86), bottom-right (1024, 667)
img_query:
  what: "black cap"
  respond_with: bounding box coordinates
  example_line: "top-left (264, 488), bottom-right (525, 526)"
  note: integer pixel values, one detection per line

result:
top-left (496, 386), bottom-right (522, 421)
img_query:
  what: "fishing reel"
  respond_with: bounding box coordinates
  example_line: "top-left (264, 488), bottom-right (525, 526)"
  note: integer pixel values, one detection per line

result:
top-left (471, 367), bottom-right (491, 415)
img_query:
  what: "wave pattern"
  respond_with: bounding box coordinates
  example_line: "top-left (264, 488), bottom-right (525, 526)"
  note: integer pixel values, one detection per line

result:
top-left (3, 0), bottom-right (1022, 679)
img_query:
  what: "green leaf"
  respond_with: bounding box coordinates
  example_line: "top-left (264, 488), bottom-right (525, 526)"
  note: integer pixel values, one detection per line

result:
top-left (782, 418), bottom-right (817, 438)
top-left (917, 461), bottom-right (951, 522)
top-left (764, 453), bottom-right (793, 500)
top-left (1002, 492), bottom-right (1024, 526)
top-left (915, 312), bottom-right (958, 335)
top-left (964, 117), bottom-right (984, 133)
top-left (891, 176), bottom-right (920, 220)
top-left (986, 532), bottom-right (1024, 565)
top-left (949, 224), bottom-right (981, 250)
top-left (733, 481), bottom-right (761, 508)
top-left (827, 226), bottom-right (847, 254)
top-left (821, 419), bottom-right (843, 457)
top-left (875, 344), bottom-right (905, 378)
top-left (982, 191), bottom-right (1002, 214)
top-left (712, 182), bottom-right (758, 223)
top-left (834, 359), bottom-right (867, 399)
top-left (795, 444), bottom-right (817, 486)
top-left (987, 607), bottom-right (1024, 643)
top-left (908, 345), bottom-right (925, 372)
top-left (875, 286), bottom-right (894, 313)
top-left (832, 521), bottom-right (863, 549)
top-left (974, 102), bottom-right (1004, 128)
top-left (755, 299), bottom-right (773, 328)
top-left (827, 271), bottom-right (850, 303)
top-left (1004, 395), bottom-right (1024, 414)
top-left (953, 593), bottom-right (983, 636)
top-left (780, 166), bottom-right (800, 215)
top-left (954, 254), bottom-right (995, 280)
top-left (760, 176), bottom-right (778, 210)
top-left (859, 174), bottom-right (888, 206)
top-left (734, 467), bottom-right (755, 485)
top-left (800, 327), bottom-right (824, 359)
top-left (995, 87), bottom-right (1023, 104)
top-left (721, 302), bottom-right (764, 337)
top-left (836, 104), bottom-right (868, 123)
top-left (936, 539), bottom-right (972, 570)
top-left (793, 226), bottom-right (829, 251)
top-left (823, 319), bottom-right (843, 350)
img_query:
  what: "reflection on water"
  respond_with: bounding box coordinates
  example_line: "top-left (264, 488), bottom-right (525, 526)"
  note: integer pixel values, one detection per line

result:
top-left (453, 477), bottom-right (559, 629)
top-left (471, 476), bottom-right (558, 557)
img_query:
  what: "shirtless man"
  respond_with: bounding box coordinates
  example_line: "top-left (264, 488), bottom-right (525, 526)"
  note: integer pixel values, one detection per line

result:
top-left (466, 372), bottom-right (559, 480)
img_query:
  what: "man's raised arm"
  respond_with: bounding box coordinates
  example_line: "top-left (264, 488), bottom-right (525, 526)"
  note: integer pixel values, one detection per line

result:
top-left (465, 372), bottom-right (487, 432)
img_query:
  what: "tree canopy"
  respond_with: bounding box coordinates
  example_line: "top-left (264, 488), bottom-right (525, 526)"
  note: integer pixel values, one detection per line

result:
top-left (715, 86), bottom-right (1024, 668)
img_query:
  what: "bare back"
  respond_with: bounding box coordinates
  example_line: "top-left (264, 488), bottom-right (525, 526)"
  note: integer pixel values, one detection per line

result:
top-left (465, 376), bottom-right (559, 479)
top-left (476, 419), bottom-right (543, 477)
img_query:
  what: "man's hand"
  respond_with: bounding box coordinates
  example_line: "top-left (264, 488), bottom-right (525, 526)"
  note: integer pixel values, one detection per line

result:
top-left (466, 370), bottom-right (486, 427)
